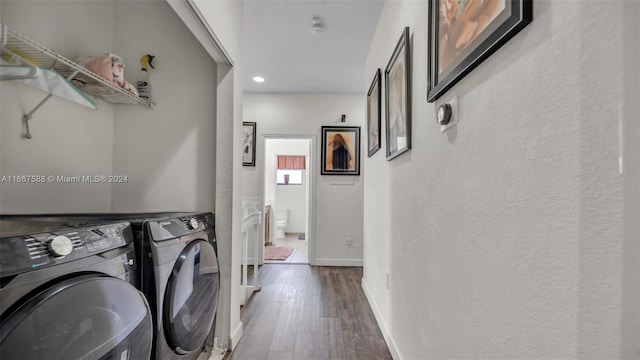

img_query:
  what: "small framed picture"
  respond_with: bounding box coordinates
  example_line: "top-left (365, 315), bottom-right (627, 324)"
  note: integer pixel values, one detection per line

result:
top-left (321, 126), bottom-right (360, 176)
top-left (242, 122), bottom-right (256, 166)
top-left (385, 27), bottom-right (411, 160)
top-left (367, 69), bottom-right (382, 157)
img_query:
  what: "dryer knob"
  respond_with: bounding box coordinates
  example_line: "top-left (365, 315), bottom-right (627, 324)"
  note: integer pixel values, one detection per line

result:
top-left (188, 218), bottom-right (199, 230)
top-left (48, 235), bottom-right (73, 257)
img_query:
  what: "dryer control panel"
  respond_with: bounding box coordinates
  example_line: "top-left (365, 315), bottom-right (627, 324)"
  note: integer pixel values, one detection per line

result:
top-left (147, 213), bottom-right (214, 242)
top-left (0, 221), bottom-right (133, 277)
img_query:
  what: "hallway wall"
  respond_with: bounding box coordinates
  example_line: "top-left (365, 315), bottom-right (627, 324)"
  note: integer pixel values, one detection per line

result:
top-left (363, 1), bottom-right (634, 359)
top-left (243, 93), bottom-right (365, 266)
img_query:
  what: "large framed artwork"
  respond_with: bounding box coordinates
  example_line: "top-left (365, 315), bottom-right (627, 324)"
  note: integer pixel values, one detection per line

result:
top-left (321, 126), bottom-right (360, 176)
top-left (427, 0), bottom-right (532, 102)
top-left (242, 122), bottom-right (256, 166)
top-left (385, 27), bottom-right (411, 161)
top-left (367, 69), bottom-right (381, 157)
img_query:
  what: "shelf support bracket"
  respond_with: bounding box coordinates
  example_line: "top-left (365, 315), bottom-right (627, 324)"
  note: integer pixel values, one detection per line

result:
top-left (21, 69), bottom-right (80, 139)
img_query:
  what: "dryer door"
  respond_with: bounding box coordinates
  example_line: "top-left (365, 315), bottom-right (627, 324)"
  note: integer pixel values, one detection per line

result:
top-left (163, 239), bottom-right (220, 354)
top-left (0, 273), bottom-right (153, 360)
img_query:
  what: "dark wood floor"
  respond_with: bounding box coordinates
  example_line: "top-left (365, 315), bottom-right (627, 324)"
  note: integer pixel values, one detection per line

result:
top-left (227, 264), bottom-right (392, 360)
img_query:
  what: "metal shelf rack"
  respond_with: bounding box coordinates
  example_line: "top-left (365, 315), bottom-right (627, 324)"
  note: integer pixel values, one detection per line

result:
top-left (1, 22), bottom-right (154, 108)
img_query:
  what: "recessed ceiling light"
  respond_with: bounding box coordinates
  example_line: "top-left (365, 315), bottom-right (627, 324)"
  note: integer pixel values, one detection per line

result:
top-left (253, 76), bottom-right (265, 83)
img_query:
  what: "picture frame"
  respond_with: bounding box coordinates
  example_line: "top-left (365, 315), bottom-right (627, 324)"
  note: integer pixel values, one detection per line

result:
top-left (427, 0), bottom-right (532, 102)
top-left (385, 27), bottom-right (411, 161)
top-left (242, 122), bottom-right (256, 166)
top-left (367, 69), bottom-right (382, 157)
top-left (321, 126), bottom-right (360, 176)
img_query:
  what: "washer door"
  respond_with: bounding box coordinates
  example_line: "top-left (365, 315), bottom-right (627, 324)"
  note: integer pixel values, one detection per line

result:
top-left (163, 239), bottom-right (219, 354)
top-left (0, 273), bottom-right (153, 360)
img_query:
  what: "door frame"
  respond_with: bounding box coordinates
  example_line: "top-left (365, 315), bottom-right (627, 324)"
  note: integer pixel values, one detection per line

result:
top-left (261, 134), bottom-right (316, 265)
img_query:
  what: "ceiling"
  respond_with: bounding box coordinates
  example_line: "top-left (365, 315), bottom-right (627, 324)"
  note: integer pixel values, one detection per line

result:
top-left (243, 0), bottom-right (384, 93)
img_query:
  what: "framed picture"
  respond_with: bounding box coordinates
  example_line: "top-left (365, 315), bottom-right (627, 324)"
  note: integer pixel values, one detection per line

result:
top-left (321, 126), bottom-right (360, 175)
top-left (242, 122), bottom-right (256, 166)
top-left (427, 0), bottom-right (532, 102)
top-left (367, 69), bottom-right (382, 157)
top-left (385, 27), bottom-right (411, 161)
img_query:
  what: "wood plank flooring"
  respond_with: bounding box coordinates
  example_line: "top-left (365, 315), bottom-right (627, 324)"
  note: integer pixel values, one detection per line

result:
top-left (228, 264), bottom-right (392, 360)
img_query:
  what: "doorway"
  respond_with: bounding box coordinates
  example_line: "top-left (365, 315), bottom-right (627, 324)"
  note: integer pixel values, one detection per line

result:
top-left (263, 136), bottom-right (314, 264)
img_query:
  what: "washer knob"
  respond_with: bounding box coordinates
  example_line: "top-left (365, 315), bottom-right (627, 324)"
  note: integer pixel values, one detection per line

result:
top-left (48, 235), bottom-right (73, 257)
top-left (188, 218), bottom-right (199, 230)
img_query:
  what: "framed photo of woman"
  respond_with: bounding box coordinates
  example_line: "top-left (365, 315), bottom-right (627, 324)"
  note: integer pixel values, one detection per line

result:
top-left (321, 126), bottom-right (360, 175)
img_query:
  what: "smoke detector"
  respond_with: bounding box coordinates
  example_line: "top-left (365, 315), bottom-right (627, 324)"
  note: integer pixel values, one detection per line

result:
top-left (311, 16), bottom-right (324, 35)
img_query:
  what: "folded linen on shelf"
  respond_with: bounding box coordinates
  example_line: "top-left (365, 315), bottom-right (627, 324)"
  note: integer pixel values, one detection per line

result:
top-left (75, 53), bottom-right (138, 97)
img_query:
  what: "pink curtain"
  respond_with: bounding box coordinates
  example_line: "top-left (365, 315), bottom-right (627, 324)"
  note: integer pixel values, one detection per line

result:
top-left (277, 155), bottom-right (306, 169)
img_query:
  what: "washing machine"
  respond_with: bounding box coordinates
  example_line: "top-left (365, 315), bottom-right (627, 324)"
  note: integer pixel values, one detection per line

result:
top-left (0, 216), bottom-right (154, 360)
top-left (49, 212), bottom-right (221, 360)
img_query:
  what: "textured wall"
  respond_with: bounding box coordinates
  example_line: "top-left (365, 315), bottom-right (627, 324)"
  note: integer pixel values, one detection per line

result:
top-left (0, 1), bottom-right (217, 214)
top-left (0, 1), bottom-right (116, 213)
top-left (192, 0), bottom-right (245, 349)
top-left (621, 2), bottom-right (640, 358)
top-left (111, 1), bottom-right (216, 213)
top-left (363, 0), bottom-right (630, 358)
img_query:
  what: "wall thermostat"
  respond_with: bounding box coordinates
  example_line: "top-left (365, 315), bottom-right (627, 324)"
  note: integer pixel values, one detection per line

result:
top-left (435, 94), bottom-right (459, 133)
top-left (437, 104), bottom-right (452, 125)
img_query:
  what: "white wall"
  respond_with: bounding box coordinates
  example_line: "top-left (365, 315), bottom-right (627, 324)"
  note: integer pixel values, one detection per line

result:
top-left (244, 93), bottom-right (365, 266)
top-left (110, 1), bottom-right (217, 213)
top-left (363, 1), bottom-right (635, 359)
top-left (0, 0), bottom-right (217, 214)
top-left (0, 1), bottom-right (116, 213)
top-left (621, 1), bottom-right (640, 357)
top-left (276, 173), bottom-right (306, 233)
top-left (190, 0), bottom-right (245, 351)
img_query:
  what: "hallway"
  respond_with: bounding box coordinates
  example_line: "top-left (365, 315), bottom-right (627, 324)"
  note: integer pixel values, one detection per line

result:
top-left (228, 265), bottom-right (392, 360)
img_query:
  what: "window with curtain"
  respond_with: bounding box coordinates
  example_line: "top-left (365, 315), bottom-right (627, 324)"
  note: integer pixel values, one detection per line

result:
top-left (277, 155), bottom-right (306, 170)
top-left (277, 156), bottom-right (305, 185)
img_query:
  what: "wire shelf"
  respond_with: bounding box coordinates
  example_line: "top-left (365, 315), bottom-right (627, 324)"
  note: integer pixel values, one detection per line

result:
top-left (1, 22), bottom-right (154, 108)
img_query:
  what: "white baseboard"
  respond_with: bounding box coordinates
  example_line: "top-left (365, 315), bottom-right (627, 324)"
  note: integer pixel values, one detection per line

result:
top-left (313, 258), bottom-right (363, 267)
top-left (230, 321), bottom-right (243, 351)
top-left (361, 278), bottom-right (403, 360)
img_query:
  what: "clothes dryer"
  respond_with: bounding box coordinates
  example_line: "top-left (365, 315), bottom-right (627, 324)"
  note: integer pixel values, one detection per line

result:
top-left (134, 212), bottom-right (219, 360)
top-left (0, 217), bottom-right (153, 360)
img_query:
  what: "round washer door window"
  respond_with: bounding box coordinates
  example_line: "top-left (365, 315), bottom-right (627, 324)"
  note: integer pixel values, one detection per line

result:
top-left (163, 239), bottom-right (220, 354)
top-left (0, 274), bottom-right (153, 360)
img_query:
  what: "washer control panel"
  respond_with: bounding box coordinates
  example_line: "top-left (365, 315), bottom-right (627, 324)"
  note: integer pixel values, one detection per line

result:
top-left (82, 226), bottom-right (126, 253)
top-left (0, 221), bottom-right (131, 277)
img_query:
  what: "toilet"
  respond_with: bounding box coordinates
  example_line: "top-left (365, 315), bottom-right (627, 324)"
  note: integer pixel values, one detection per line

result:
top-left (275, 209), bottom-right (289, 239)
